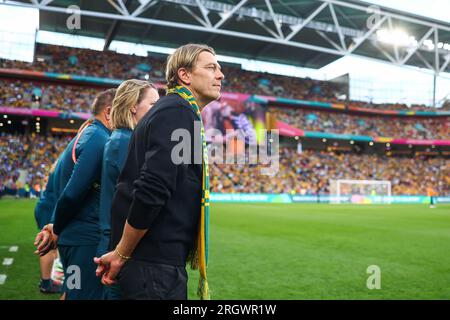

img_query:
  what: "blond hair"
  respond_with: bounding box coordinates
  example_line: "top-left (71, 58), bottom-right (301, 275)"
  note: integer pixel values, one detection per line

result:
top-left (165, 43), bottom-right (215, 90)
top-left (110, 79), bottom-right (156, 130)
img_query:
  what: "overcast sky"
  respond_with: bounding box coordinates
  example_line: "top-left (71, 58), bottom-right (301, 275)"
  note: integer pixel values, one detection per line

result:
top-left (361, 0), bottom-right (450, 23)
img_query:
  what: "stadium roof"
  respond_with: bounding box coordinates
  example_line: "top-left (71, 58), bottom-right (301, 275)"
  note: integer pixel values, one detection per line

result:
top-left (5, 0), bottom-right (450, 74)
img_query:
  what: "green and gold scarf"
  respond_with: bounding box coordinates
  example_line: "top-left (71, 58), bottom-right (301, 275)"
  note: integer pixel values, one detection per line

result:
top-left (167, 85), bottom-right (210, 300)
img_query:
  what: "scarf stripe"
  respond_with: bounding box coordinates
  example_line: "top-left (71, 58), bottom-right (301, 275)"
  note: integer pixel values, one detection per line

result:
top-left (167, 85), bottom-right (210, 300)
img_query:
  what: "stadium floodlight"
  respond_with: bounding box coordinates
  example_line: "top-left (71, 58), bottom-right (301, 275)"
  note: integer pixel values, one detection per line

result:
top-left (329, 179), bottom-right (392, 204)
top-left (376, 29), bottom-right (418, 47)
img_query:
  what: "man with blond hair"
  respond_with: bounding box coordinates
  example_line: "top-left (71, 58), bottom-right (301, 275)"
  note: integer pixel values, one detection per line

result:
top-left (95, 44), bottom-right (224, 300)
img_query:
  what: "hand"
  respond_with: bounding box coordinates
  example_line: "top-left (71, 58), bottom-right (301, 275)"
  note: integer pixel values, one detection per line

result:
top-left (94, 250), bottom-right (126, 286)
top-left (34, 224), bottom-right (58, 256)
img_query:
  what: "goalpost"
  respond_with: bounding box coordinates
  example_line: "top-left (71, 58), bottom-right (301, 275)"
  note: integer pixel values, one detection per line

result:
top-left (329, 179), bottom-right (392, 204)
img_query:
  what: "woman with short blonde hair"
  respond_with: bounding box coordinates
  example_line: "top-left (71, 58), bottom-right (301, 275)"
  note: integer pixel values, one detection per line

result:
top-left (97, 79), bottom-right (159, 299)
top-left (110, 79), bottom-right (157, 130)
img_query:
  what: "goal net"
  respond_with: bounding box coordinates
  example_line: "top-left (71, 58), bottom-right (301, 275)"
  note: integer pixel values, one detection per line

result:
top-left (329, 179), bottom-right (392, 204)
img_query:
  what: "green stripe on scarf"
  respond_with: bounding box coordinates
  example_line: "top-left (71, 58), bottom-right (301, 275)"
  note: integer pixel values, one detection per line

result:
top-left (167, 85), bottom-right (211, 300)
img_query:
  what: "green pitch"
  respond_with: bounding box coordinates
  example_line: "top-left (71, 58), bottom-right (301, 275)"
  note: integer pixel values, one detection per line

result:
top-left (0, 199), bottom-right (449, 300)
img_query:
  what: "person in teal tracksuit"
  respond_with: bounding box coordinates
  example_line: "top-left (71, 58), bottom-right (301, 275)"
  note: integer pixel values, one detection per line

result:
top-left (96, 80), bottom-right (159, 299)
top-left (35, 89), bottom-right (116, 300)
top-left (34, 160), bottom-right (62, 294)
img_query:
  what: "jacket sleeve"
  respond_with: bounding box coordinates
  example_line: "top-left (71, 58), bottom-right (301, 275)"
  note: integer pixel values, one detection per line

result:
top-left (126, 106), bottom-right (196, 229)
top-left (97, 141), bottom-right (120, 256)
top-left (53, 132), bottom-right (106, 235)
top-left (34, 172), bottom-right (55, 223)
top-left (43, 172), bottom-right (55, 200)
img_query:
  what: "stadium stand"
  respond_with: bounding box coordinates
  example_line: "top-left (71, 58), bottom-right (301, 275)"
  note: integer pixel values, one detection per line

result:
top-left (0, 77), bottom-right (448, 140)
top-left (271, 107), bottom-right (450, 140)
top-left (0, 133), bottom-right (70, 198)
top-left (0, 79), bottom-right (100, 113)
top-left (1, 133), bottom-right (448, 197)
top-left (1, 44), bottom-right (449, 111)
top-left (0, 45), bottom-right (448, 198)
top-left (210, 148), bottom-right (449, 196)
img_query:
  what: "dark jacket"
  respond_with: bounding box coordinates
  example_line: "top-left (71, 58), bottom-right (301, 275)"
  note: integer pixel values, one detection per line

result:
top-left (110, 93), bottom-right (202, 266)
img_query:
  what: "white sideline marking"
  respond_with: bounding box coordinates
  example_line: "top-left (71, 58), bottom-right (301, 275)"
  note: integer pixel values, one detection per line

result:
top-left (0, 246), bottom-right (18, 252)
top-left (0, 274), bottom-right (6, 285)
top-left (3, 258), bottom-right (13, 266)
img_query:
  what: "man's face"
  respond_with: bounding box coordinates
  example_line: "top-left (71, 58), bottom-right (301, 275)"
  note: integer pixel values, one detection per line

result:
top-left (188, 51), bottom-right (224, 107)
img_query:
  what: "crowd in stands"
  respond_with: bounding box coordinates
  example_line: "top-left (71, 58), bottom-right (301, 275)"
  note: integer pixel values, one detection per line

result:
top-left (210, 148), bottom-right (450, 196)
top-left (271, 107), bottom-right (450, 140)
top-left (0, 44), bottom-right (343, 103)
top-left (2, 43), bottom-right (449, 111)
top-left (0, 44), bottom-right (449, 198)
top-left (1, 78), bottom-right (448, 140)
top-left (220, 64), bottom-right (343, 102)
top-left (0, 133), bottom-right (70, 197)
top-left (0, 79), bottom-right (101, 113)
top-left (0, 44), bottom-right (166, 82)
top-left (1, 132), bottom-right (447, 198)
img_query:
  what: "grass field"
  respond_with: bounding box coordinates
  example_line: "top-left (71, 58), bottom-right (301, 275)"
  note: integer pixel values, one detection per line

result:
top-left (0, 199), bottom-right (449, 300)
